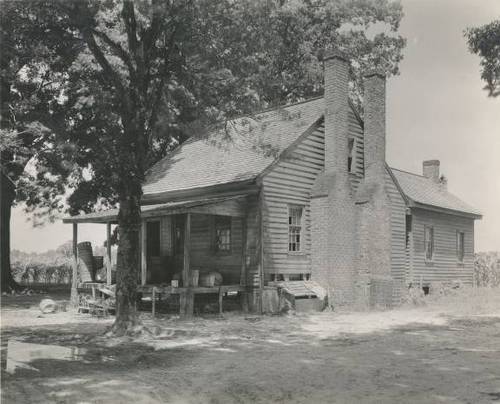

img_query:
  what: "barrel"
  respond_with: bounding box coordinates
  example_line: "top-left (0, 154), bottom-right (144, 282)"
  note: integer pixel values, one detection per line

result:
top-left (77, 242), bottom-right (95, 282)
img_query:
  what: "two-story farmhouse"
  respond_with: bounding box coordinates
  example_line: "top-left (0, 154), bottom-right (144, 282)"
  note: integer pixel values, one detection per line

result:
top-left (64, 50), bottom-right (482, 313)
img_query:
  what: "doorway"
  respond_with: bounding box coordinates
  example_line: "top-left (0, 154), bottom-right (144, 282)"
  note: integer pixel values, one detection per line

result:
top-left (173, 215), bottom-right (185, 278)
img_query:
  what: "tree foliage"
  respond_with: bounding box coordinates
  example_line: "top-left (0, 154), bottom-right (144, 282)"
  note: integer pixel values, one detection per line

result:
top-left (465, 20), bottom-right (500, 97)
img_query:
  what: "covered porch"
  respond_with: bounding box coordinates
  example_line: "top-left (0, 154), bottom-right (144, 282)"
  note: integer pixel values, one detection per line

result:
top-left (63, 194), bottom-right (258, 317)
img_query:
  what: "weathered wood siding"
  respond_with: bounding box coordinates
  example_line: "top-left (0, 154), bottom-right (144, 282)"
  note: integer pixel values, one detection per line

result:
top-left (261, 110), bottom-right (365, 278)
top-left (188, 213), bottom-right (243, 284)
top-left (385, 169), bottom-right (407, 282)
top-left (144, 213), bottom-right (245, 284)
top-left (410, 208), bottom-right (474, 285)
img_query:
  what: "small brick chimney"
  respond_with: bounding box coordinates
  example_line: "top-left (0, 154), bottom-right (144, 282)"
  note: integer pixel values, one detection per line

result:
top-left (423, 160), bottom-right (440, 182)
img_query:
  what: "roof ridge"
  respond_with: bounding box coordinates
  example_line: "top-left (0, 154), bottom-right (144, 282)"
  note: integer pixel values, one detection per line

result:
top-left (227, 95), bottom-right (324, 122)
top-left (390, 166), bottom-right (427, 179)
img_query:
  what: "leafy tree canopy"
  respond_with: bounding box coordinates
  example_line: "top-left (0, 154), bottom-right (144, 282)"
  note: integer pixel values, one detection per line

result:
top-left (465, 20), bottom-right (500, 97)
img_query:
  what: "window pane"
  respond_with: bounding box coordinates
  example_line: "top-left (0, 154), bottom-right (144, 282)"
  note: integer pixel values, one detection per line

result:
top-left (425, 226), bottom-right (434, 260)
top-left (288, 207), bottom-right (303, 252)
top-left (215, 216), bottom-right (231, 252)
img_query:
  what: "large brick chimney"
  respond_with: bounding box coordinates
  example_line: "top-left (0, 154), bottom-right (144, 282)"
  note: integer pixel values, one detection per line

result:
top-left (355, 69), bottom-right (393, 308)
top-left (310, 50), bottom-right (357, 306)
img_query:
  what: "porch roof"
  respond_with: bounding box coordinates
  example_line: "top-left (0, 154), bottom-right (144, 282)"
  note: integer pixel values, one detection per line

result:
top-left (62, 194), bottom-right (249, 224)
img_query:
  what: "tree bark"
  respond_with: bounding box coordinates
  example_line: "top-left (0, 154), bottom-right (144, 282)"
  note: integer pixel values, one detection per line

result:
top-left (110, 179), bottom-right (142, 335)
top-left (0, 171), bottom-right (20, 292)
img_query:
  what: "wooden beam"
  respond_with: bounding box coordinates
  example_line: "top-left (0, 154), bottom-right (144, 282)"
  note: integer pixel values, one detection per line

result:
top-left (141, 219), bottom-right (147, 285)
top-left (181, 213), bottom-right (193, 318)
top-left (258, 190), bottom-right (264, 315)
top-left (240, 216), bottom-right (248, 313)
top-left (70, 223), bottom-right (78, 307)
top-left (106, 222), bottom-right (112, 285)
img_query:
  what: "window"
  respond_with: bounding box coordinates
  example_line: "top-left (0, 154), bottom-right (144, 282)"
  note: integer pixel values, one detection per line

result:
top-left (405, 214), bottom-right (412, 248)
top-left (288, 206), bottom-right (303, 252)
top-left (424, 226), bottom-right (434, 261)
top-left (347, 138), bottom-right (355, 172)
top-left (214, 216), bottom-right (231, 253)
top-left (457, 231), bottom-right (465, 262)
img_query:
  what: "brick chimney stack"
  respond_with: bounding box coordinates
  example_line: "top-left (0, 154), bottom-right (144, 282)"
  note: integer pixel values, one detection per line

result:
top-left (355, 69), bottom-right (393, 308)
top-left (310, 49), bottom-right (357, 306)
top-left (323, 50), bottom-right (350, 176)
top-left (364, 70), bottom-right (387, 182)
top-left (423, 160), bottom-right (440, 183)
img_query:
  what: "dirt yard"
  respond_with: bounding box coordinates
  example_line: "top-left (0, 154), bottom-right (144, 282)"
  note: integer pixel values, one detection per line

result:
top-left (1, 288), bottom-right (500, 404)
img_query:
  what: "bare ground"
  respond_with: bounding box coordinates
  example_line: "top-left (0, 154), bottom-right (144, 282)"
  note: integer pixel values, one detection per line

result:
top-left (1, 289), bottom-right (500, 404)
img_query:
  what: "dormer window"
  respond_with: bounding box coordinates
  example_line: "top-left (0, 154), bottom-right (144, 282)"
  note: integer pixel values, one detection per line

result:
top-left (347, 138), bottom-right (355, 172)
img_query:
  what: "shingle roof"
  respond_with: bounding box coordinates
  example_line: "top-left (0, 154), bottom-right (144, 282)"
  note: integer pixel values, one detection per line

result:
top-left (143, 97), bottom-right (324, 196)
top-left (391, 168), bottom-right (482, 217)
top-left (142, 96), bottom-right (480, 218)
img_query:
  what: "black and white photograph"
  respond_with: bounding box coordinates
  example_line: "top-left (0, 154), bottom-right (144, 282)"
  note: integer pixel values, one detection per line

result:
top-left (1, 0), bottom-right (499, 402)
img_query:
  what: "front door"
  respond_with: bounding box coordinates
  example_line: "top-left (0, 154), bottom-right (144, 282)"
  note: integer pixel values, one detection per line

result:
top-left (146, 220), bottom-right (161, 283)
top-left (173, 215), bottom-right (185, 279)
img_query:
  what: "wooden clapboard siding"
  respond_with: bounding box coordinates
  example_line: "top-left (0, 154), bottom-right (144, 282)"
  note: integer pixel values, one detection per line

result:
top-left (410, 208), bottom-right (474, 285)
top-left (244, 195), bottom-right (260, 287)
top-left (261, 125), bottom-right (324, 276)
top-left (385, 169), bottom-right (407, 282)
top-left (188, 213), bottom-right (243, 284)
top-left (260, 109), bottom-right (365, 277)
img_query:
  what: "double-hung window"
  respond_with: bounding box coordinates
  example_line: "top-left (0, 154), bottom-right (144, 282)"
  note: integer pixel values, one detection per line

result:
top-left (214, 216), bottom-right (231, 253)
top-left (424, 226), bottom-right (434, 261)
top-left (288, 206), bottom-right (303, 252)
top-left (456, 231), bottom-right (465, 262)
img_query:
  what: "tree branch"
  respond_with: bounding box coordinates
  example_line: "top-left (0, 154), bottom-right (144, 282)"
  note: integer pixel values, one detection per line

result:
top-left (91, 29), bottom-right (137, 81)
top-left (81, 28), bottom-right (130, 112)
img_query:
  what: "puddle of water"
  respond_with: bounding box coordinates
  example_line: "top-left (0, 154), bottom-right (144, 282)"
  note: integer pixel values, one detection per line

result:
top-left (5, 340), bottom-right (88, 374)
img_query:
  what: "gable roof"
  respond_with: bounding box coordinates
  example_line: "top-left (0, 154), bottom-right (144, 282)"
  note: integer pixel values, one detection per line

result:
top-left (390, 168), bottom-right (482, 218)
top-left (143, 97), bottom-right (325, 197)
top-left (143, 97), bottom-right (480, 219)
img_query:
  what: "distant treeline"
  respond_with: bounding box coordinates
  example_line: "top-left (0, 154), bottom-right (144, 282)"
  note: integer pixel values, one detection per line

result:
top-left (474, 251), bottom-right (500, 287)
top-left (11, 241), bottom-right (109, 285)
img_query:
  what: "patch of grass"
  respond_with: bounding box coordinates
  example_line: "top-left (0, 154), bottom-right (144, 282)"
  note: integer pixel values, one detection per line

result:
top-left (424, 286), bottom-right (500, 315)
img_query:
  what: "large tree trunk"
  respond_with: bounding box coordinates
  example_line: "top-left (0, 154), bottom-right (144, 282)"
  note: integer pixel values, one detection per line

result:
top-left (0, 171), bottom-right (20, 292)
top-left (110, 179), bottom-right (142, 335)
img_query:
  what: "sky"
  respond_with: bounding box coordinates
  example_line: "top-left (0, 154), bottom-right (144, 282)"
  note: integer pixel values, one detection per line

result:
top-left (10, 0), bottom-right (500, 253)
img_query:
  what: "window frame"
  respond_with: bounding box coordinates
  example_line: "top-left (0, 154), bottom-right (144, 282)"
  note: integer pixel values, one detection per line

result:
top-left (456, 231), bottom-right (465, 263)
top-left (213, 215), bottom-right (232, 255)
top-left (347, 137), bottom-right (356, 173)
top-left (424, 225), bottom-right (434, 262)
top-left (288, 205), bottom-right (304, 254)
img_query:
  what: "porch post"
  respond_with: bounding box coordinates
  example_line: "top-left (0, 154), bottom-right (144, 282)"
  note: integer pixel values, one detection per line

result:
top-left (181, 213), bottom-right (193, 318)
top-left (70, 222), bottom-right (78, 307)
top-left (106, 222), bottom-right (112, 286)
top-left (240, 215), bottom-right (249, 312)
top-left (258, 191), bottom-right (264, 314)
top-left (141, 219), bottom-right (147, 285)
